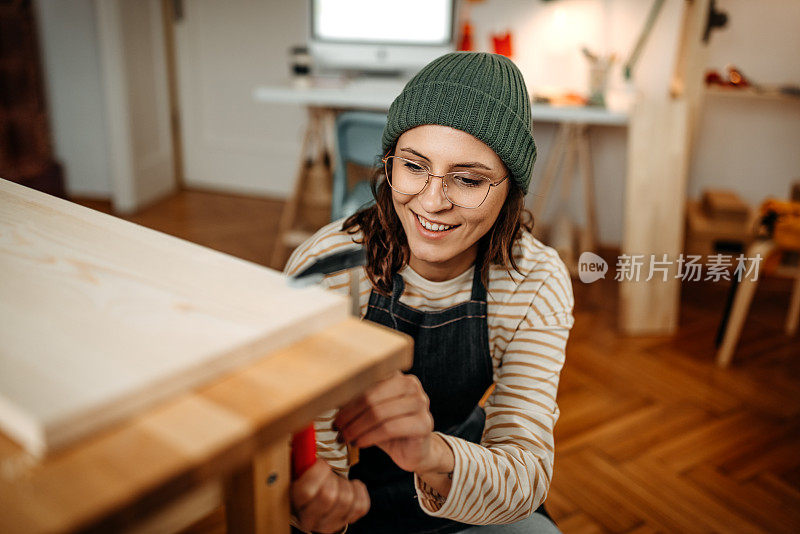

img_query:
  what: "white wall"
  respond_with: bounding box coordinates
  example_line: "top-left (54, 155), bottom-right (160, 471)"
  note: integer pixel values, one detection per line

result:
top-left (465, 0), bottom-right (799, 246)
top-left (466, 0), bottom-right (677, 246)
top-left (35, 0), bottom-right (112, 198)
top-left (253, 0), bottom-right (798, 246)
top-left (35, 0), bottom-right (799, 242)
top-left (690, 0), bottom-right (800, 203)
top-left (173, 0), bottom-right (308, 198)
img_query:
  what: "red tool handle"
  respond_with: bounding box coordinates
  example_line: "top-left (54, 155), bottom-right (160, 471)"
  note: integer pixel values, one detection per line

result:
top-left (291, 424), bottom-right (316, 480)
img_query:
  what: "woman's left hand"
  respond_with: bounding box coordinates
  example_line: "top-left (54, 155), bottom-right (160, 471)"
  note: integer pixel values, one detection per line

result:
top-left (333, 371), bottom-right (440, 473)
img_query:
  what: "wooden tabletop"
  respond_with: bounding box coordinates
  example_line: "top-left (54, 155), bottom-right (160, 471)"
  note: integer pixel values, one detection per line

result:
top-left (0, 178), bottom-right (349, 456)
top-left (0, 179), bottom-right (413, 532)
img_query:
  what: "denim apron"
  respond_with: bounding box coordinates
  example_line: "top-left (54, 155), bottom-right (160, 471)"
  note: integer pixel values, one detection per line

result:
top-left (290, 258), bottom-right (552, 533)
top-left (347, 264), bottom-right (494, 534)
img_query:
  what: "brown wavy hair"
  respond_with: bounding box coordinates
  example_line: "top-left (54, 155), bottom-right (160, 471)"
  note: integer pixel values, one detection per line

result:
top-left (341, 151), bottom-right (535, 295)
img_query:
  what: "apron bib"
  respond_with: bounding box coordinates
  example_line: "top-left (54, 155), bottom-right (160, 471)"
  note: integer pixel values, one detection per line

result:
top-left (289, 253), bottom-right (553, 533)
top-left (349, 265), bottom-right (493, 534)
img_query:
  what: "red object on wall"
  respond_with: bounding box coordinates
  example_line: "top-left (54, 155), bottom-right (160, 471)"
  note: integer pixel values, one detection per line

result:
top-left (457, 21), bottom-right (474, 51)
top-left (491, 31), bottom-right (513, 57)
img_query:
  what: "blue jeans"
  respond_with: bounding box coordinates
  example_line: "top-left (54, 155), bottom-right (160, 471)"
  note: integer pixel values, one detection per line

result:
top-left (455, 513), bottom-right (561, 534)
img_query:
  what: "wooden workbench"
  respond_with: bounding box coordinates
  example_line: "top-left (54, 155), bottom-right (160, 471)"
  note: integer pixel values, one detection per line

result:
top-left (0, 179), bottom-right (413, 532)
top-left (0, 318), bottom-right (411, 533)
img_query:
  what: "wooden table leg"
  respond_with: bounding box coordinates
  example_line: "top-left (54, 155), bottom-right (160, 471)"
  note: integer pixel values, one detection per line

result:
top-left (225, 437), bottom-right (291, 534)
top-left (554, 124), bottom-right (579, 273)
top-left (576, 124), bottom-right (599, 254)
top-left (272, 108), bottom-right (318, 268)
top-left (271, 107), bottom-right (335, 269)
top-left (558, 124), bottom-right (578, 208)
top-left (785, 264), bottom-right (800, 336)
top-left (532, 122), bottom-right (569, 223)
top-left (716, 239), bottom-right (776, 367)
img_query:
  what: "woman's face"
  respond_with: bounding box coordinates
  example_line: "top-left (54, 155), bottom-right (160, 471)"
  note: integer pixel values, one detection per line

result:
top-left (391, 125), bottom-right (510, 282)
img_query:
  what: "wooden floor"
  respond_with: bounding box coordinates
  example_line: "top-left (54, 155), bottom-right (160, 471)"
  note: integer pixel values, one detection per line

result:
top-left (77, 190), bottom-right (800, 533)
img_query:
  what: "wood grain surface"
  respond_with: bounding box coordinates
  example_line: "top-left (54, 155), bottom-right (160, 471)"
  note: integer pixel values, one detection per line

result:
top-left (0, 179), bottom-right (348, 456)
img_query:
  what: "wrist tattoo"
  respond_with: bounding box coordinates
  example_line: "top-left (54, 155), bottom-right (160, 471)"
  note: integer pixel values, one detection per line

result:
top-left (429, 487), bottom-right (447, 504)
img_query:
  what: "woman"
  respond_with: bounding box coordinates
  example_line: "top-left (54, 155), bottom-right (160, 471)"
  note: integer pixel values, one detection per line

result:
top-left (285, 52), bottom-right (574, 534)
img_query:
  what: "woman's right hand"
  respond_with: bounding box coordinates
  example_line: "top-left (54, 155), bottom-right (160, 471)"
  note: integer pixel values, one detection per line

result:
top-left (291, 459), bottom-right (370, 533)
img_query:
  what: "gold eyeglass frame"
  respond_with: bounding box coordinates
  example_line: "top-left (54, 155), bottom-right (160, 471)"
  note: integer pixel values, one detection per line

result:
top-left (380, 152), bottom-right (509, 209)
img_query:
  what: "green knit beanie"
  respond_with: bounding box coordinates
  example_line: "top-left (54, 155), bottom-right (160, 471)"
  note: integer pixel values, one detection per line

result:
top-left (382, 51), bottom-right (536, 194)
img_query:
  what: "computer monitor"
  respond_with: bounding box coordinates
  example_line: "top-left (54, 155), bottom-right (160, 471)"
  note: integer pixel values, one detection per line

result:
top-left (309, 0), bottom-right (456, 74)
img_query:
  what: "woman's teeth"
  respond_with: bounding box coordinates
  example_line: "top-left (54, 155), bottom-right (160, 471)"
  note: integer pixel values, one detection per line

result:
top-left (416, 213), bottom-right (456, 232)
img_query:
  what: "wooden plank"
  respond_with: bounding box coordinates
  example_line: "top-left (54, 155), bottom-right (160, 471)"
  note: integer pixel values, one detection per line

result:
top-left (620, 0), bottom-right (711, 335)
top-left (665, 349), bottom-right (800, 418)
top-left (553, 385), bottom-right (649, 446)
top-left (0, 178), bottom-right (349, 456)
top-left (0, 318), bottom-right (413, 532)
top-left (541, 477), bottom-right (579, 521)
top-left (620, 97), bottom-right (689, 335)
top-left (552, 451), bottom-right (643, 532)
top-left (642, 412), bottom-right (776, 473)
top-left (563, 451), bottom-right (761, 533)
top-left (686, 464), bottom-right (800, 533)
top-left (616, 457), bottom-right (764, 534)
top-left (552, 512), bottom-right (606, 534)
top-left (565, 339), bottom-right (741, 414)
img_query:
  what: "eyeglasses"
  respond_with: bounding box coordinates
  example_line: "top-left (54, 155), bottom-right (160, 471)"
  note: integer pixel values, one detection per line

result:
top-left (381, 155), bottom-right (508, 209)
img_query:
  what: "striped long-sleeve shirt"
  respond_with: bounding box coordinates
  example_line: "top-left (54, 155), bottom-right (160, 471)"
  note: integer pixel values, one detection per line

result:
top-left (284, 219), bottom-right (574, 525)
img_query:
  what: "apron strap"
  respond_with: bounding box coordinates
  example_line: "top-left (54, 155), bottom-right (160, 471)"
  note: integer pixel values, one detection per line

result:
top-left (387, 272), bottom-right (405, 331)
top-left (470, 263), bottom-right (488, 302)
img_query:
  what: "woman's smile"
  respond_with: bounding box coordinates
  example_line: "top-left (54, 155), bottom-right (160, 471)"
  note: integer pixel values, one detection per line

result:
top-left (413, 211), bottom-right (461, 237)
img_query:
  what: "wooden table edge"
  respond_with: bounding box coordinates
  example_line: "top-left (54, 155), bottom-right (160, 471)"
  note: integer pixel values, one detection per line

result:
top-left (0, 317), bottom-right (413, 533)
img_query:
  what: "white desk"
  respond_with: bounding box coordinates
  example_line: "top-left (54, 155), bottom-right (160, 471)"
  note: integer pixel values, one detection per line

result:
top-left (253, 78), bottom-right (406, 111)
top-left (253, 79), bottom-right (630, 125)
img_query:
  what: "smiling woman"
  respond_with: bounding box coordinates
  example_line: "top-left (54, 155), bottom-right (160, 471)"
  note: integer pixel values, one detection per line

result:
top-left (284, 52), bottom-right (574, 534)
top-left (386, 125), bottom-right (511, 283)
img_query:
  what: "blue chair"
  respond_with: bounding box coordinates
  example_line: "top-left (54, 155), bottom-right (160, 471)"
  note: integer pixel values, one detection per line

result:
top-left (331, 111), bottom-right (388, 221)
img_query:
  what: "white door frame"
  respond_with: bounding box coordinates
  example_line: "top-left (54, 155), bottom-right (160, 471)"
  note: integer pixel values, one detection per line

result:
top-left (94, 0), bottom-right (176, 214)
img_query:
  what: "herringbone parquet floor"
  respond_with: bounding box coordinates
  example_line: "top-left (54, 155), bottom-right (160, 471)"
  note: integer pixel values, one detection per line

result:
top-left (551, 257), bottom-right (800, 533)
top-left (547, 258), bottom-right (800, 533)
top-left (77, 191), bottom-right (800, 533)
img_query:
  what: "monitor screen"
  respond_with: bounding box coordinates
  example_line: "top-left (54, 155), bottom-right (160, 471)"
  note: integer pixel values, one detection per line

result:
top-left (312, 0), bottom-right (454, 46)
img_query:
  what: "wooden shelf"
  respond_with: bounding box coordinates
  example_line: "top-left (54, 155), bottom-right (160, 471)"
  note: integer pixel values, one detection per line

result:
top-left (704, 85), bottom-right (800, 103)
